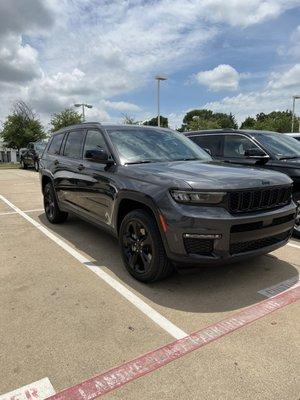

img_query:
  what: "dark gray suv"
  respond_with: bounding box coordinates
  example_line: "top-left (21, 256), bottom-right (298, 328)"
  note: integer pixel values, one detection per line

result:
top-left (39, 123), bottom-right (296, 282)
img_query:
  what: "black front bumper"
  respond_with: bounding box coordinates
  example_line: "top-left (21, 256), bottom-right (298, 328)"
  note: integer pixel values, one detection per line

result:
top-left (162, 201), bottom-right (296, 268)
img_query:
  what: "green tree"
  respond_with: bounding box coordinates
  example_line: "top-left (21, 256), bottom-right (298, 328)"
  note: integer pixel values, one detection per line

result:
top-left (240, 111), bottom-right (294, 133)
top-left (143, 116), bottom-right (169, 128)
top-left (180, 109), bottom-right (237, 131)
top-left (240, 116), bottom-right (256, 129)
top-left (0, 100), bottom-right (45, 150)
top-left (50, 108), bottom-right (82, 132)
top-left (121, 113), bottom-right (139, 125)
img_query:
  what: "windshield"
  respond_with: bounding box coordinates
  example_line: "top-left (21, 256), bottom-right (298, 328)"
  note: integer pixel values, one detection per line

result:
top-left (107, 128), bottom-right (212, 164)
top-left (255, 132), bottom-right (300, 159)
top-left (34, 141), bottom-right (47, 154)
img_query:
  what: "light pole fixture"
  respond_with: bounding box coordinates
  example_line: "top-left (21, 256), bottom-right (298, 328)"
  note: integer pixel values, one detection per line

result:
top-left (292, 95), bottom-right (300, 133)
top-left (74, 103), bottom-right (93, 122)
top-left (155, 75), bottom-right (167, 127)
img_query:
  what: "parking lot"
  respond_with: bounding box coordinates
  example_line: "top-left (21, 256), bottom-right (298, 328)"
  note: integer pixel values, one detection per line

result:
top-left (0, 169), bottom-right (299, 399)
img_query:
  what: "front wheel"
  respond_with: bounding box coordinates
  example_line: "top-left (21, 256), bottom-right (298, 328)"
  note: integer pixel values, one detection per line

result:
top-left (43, 182), bottom-right (68, 224)
top-left (34, 160), bottom-right (39, 172)
top-left (119, 209), bottom-right (174, 282)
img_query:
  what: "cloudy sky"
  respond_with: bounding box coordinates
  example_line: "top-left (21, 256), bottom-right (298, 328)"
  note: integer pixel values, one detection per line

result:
top-left (1, 0), bottom-right (300, 130)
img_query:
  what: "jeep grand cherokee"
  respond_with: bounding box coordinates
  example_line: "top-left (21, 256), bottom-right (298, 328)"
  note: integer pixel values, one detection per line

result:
top-left (39, 123), bottom-right (296, 282)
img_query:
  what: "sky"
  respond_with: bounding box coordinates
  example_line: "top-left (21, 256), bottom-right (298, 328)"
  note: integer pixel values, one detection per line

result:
top-left (1, 0), bottom-right (300, 131)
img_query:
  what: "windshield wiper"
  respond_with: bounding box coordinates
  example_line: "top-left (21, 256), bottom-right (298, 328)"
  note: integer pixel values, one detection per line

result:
top-left (124, 160), bottom-right (154, 165)
top-left (172, 157), bottom-right (200, 161)
top-left (278, 156), bottom-right (299, 160)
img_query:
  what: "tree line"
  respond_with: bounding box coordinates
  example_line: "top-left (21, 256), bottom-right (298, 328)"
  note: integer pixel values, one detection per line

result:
top-left (0, 100), bottom-right (298, 151)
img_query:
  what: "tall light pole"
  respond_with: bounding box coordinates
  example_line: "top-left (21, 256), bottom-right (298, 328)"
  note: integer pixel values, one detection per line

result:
top-left (74, 103), bottom-right (93, 122)
top-left (155, 75), bottom-right (167, 127)
top-left (291, 95), bottom-right (300, 132)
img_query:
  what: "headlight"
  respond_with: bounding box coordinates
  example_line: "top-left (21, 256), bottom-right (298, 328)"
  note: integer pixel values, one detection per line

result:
top-left (170, 190), bottom-right (226, 204)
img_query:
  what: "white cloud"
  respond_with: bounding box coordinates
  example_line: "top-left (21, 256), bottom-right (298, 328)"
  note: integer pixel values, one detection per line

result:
top-left (101, 100), bottom-right (141, 112)
top-left (1, 0), bottom-right (300, 126)
top-left (196, 64), bottom-right (240, 91)
top-left (268, 64), bottom-right (300, 90)
top-left (198, 0), bottom-right (299, 27)
top-left (201, 63), bottom-right (300, 124)
top-left (0, 34), bottom-right (41, 82)
top-left (0, 0), bottom-right (54, 37)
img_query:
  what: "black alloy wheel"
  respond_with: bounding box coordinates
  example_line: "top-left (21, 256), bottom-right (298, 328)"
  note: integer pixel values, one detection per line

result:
top-left (119, 209), bottom-right (173, 282)
top-left (43, 182), bottom-right (68, 223)
top-left (123, 219), bottom-right (153, 274)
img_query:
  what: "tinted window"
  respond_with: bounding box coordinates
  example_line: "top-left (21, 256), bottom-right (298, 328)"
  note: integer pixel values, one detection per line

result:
top-left (255, 132), bottom-right (300, 159)
top-left (63, 130), bottom-right (85, 159)
top-left (48, 133), bottom-right (64, 155)
top-left (83, 130), bottom-right (107, 157)
top-left (34, 140), bottom-right (47, 155)
top-left (224, 135), bottom-right (261, 158)
top-left (107, 128), bottom-right (211, 164)
top-left (190, 135), bottom-right (223, 157)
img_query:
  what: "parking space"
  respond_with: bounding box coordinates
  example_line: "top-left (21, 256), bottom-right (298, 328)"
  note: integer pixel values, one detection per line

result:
top-left (0, 169), bottom-right (299, 400)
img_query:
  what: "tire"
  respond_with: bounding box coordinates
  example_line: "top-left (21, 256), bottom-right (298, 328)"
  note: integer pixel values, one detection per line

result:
top-left (293, 192), bottom-right (300, 238)
top-left (43, 182), bottom-right (68, 224)
top-left (34, 160), bottom-right (39, 172)
top-left (20, 159), bottom-right (27, 169)
top-left (119, 209), bottom-right (174, 282)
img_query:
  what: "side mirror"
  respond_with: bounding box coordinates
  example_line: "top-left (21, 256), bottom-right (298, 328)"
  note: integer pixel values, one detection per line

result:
top-left (203, 148), bottom-right (212, 156)
top-left (85, 149), bottom-right (113, 164)
top-left (244, 148), bottom-right (268, 158)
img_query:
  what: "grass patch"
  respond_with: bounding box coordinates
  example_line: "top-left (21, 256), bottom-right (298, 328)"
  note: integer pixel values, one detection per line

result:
top-left (0, 163), bottom-right (21, 169)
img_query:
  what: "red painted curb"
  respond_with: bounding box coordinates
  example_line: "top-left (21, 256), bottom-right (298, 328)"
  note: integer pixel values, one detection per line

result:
top-left (48, 285), bottom-right (300, 400)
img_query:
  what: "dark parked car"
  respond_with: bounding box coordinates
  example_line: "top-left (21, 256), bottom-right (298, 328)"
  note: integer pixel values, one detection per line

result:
top-left (185, 129), bottom-right (300, 237)
top-left (39, 123), bottom-right (296, 282)
top-left (20, 140), bottom-right (48, 171)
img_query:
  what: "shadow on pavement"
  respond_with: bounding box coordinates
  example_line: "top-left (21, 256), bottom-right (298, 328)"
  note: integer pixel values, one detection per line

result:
top-left (38, 213), bottom-right (299, 314)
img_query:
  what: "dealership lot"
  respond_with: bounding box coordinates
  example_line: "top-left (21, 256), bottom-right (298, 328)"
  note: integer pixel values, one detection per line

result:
top-left (0, 169), bottom-right (299, 399)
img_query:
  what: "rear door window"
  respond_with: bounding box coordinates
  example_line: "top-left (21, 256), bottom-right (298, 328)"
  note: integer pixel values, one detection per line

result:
top-left (47, 133), bottom-right (64, 155)
top-left (190, 135), bottom-right (223, 157)
top-left (63, 130), bottom-right (85, 159)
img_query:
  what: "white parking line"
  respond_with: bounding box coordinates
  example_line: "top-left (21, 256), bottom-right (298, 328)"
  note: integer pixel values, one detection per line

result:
top-left (0, 208), bottom-right (43, 216)
top-left (0, 195), bottom-right (187, 340)
top-left (287, 241), bottom-right (300, 250)
top-left (0, 377), bottom-right (55, 400)
top-left (258, 276), bottom-right (299, 298)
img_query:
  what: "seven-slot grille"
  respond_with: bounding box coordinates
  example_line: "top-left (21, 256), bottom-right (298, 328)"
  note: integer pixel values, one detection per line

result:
top-left (228, 186), bottom-right (292, 213)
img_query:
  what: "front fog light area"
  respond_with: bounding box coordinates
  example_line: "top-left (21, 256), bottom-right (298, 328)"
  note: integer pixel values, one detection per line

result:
top-left (170, 190), bottom-right (225, 204)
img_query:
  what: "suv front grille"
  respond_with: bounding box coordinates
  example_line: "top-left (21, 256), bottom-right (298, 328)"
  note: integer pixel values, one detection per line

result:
top-left (183, 237), bottom-right (213, 255)
top-left (230, 231), bottom-right (290, 255)
top-left (228, 186), bottom-right (292, 213)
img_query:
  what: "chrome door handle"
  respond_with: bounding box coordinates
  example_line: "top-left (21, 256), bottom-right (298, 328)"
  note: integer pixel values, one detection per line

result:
top-left (77, 164), bottom-right (85, 171)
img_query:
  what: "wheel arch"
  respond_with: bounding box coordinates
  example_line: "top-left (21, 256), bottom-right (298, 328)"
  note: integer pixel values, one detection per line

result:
top-left (41, 174), bottom-right (53, 193)
top-left (114, 192), bottom-right (167, 246)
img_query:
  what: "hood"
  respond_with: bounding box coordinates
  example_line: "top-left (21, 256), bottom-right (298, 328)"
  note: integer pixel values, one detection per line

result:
top-left (273, 158), bottom-right (300, 167)
top-left (129, 160), bottom-right (292, 190)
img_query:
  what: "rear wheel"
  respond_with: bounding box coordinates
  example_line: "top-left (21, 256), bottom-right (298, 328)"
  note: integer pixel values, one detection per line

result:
top-left (43, 182), bottom-right (68, 224)
top-left (293, 192), bottom-right (300, 238)
top-left (119, 209), bottom-right (173, 282)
